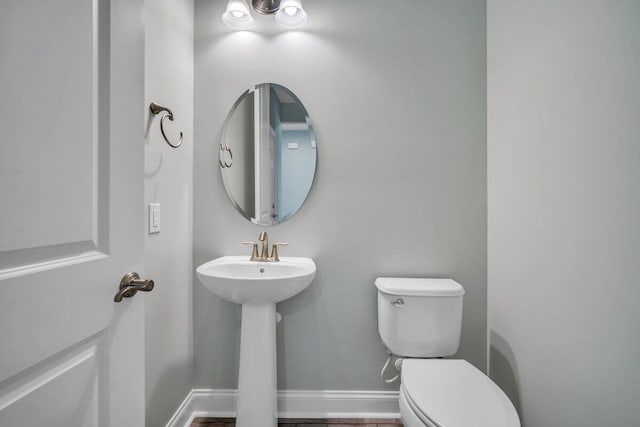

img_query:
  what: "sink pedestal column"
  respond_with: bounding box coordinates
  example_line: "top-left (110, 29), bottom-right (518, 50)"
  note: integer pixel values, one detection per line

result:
top-left (236, 303), bottom-right (277, 427)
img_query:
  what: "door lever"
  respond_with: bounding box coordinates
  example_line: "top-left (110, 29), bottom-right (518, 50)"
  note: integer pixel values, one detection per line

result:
top-left (114, 272), bottom-right (154, 302)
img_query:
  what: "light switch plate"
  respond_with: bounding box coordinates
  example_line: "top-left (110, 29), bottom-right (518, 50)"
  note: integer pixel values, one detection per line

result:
top-left (149, 203), bottom-right (160, 234)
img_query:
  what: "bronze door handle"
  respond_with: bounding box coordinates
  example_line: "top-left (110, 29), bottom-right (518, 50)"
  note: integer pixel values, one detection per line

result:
top-left (114, 272), bottom-right (154, 302)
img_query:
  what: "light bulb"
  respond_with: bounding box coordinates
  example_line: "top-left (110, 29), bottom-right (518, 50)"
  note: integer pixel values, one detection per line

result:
top-left (222, 0), bottom-right (255, 29)
top-left (275, 0), bottom-right (307, 27)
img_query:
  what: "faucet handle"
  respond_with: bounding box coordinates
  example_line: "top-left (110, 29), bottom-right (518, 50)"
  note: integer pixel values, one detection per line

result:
top-left (270, 242), bottom-right (288, 262)
top-left (242, 241), bottom-right (259, 261)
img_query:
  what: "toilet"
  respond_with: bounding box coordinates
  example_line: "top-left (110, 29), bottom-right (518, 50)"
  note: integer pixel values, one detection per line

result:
top-left (376, 277), bottom-right (520, 427)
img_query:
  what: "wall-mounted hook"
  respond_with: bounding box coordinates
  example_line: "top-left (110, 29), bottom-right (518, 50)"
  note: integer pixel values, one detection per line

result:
top-left (150, 102), bottom-right (183, 148)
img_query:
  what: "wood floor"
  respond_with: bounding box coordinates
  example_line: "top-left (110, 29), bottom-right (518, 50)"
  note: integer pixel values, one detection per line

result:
top-left (191, 418), bottom-right (404, 427)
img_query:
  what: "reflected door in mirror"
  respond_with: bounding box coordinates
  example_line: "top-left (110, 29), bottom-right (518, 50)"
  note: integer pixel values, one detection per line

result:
top-left (220, 83), bottom-right (316, 225)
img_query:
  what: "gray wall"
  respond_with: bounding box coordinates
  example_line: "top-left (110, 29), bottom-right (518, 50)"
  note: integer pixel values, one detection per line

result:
top-left (194, 0), bottom-right (487, 390)
top-left (488, 1), bottom-right (640, 425)
top-left (144, 0), bottom-right (194, 425)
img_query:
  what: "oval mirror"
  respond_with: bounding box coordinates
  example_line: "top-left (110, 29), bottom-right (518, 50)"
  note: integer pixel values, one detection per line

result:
top-left (220, 83), bottom-right (317, 225)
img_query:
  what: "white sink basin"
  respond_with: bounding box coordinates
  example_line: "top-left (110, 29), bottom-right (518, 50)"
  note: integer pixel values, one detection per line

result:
top-left (196, 255), bottom-right (316, 304)
top-left (196, 255), bottom-right (316, 427)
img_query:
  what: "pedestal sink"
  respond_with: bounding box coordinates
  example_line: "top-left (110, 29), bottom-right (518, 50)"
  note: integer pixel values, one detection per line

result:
top-left (196, 256), bottom-right (316, 427)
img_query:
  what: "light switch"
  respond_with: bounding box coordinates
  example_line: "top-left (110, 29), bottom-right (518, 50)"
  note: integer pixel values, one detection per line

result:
top-left (149, 203), bottom-right (160, 234)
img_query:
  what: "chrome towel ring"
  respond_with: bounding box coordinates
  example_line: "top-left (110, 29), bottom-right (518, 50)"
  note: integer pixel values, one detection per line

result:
top-left (149, 102), bottom-right (183, 148)
top-left (219, 143), bottom-right (233, 168)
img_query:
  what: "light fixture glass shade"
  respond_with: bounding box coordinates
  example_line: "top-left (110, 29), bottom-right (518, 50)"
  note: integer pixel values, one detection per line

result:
top-left (222, 0), bottom-right (255, 29)
top-left (275, 0), bottom-right (307, 27)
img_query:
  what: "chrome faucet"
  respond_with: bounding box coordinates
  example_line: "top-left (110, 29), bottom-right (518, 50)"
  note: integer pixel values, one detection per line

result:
top-left (243, 232), bottom-right (288, 262)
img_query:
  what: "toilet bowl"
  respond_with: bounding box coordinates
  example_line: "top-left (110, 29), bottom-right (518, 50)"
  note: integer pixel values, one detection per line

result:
top-left (399, 359), bottom-right (519, 427)
top-left (375, 277), bottom-right (520, 427)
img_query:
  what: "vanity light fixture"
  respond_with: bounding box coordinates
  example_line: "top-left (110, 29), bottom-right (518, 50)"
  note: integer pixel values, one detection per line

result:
top-left (222, 0), bottom-right (255, 29)
top-left (223, 0), bottom-right (308, 29)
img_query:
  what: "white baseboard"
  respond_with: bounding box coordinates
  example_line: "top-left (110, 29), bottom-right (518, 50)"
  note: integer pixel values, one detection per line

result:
top-left (166, 389), bottom-right (400, 427)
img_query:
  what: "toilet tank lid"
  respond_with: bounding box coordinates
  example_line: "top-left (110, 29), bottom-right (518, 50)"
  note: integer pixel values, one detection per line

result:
top-left (375, 277), bottom-right (465, 297)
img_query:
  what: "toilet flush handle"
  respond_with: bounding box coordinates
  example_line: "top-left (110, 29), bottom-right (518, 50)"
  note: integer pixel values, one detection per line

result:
top-left (392, 298), bottom-right (404, 307)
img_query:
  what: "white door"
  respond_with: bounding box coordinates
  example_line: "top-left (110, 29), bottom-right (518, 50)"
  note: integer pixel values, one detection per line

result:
top-left (254, 85), bottom-right (276, 224)
top-left (0, 0), bottom-right (145, 426)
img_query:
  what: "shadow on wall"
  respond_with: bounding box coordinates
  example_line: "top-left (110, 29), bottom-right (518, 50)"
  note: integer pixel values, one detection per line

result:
top-left (489, 331), bottom-right (522, 419)
top-left (147, 358), bottom-right (194, 427)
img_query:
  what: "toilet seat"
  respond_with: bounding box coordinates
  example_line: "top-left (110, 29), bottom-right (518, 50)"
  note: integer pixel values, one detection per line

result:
top-left (400, 359), bottom-right (520, 427)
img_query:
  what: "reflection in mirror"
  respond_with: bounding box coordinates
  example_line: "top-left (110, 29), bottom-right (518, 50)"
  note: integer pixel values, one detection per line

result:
top-left (220, 83), bottom-right (317, 225)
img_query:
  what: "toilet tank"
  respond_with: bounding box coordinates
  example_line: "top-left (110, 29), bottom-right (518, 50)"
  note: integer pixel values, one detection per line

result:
top-left (376, 277), bottom-right (465, 358)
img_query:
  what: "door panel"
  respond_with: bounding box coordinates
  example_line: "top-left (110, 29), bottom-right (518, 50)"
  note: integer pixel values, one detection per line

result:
top-left (0, 0), bottom-right (108, 268)
top-left (0, 0), bottom-right (144, 425)
top-left (0, 336), bottom-right (103, 426)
